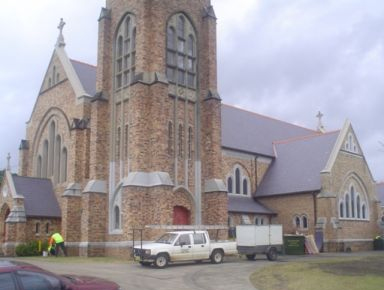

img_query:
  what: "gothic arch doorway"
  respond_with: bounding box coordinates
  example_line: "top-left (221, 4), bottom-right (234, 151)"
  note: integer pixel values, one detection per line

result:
top-left (173, 206), bottom-right (190, 225)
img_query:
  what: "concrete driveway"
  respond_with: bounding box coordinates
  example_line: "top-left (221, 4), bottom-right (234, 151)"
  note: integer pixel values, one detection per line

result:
top-left (6, 256), bottom-right (270, 290)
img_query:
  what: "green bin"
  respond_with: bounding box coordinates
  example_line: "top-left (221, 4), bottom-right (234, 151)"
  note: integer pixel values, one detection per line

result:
top-left (373, 236), bottom-right (384, 250)
top-left (284, 235), bottom-right (305, 255)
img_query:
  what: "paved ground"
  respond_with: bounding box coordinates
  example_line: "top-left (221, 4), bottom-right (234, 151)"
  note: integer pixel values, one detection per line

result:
top-left (4, 252), bottom-right (381, 290)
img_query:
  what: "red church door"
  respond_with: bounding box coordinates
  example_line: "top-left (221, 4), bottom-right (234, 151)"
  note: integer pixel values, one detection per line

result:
top-left (173, 206), bottom-right (190, 225)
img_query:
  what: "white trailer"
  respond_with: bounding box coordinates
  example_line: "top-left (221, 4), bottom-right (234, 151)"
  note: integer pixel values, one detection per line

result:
top-left (236, 225), bottom-right (283, 261)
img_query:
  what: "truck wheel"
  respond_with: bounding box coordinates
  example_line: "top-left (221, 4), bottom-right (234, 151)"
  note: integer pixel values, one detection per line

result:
top-left (154, 254), bottom-right (169, 269)
top-left (246, 254), bottom-right (256, 261)
top-left (267, 247), bottom-right (278, 261)
top-left (211, 249), bottom-right (224, 264)
top-left (140, 261), bottom-right (152, 267)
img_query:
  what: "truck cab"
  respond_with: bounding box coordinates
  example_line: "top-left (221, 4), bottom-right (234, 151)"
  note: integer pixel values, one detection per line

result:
top-left (133, 230), bottom-right (236, 268)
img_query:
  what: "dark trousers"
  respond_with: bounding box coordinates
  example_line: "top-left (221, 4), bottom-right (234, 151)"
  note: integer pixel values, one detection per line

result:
top-left (55, 242), bottom-right (67, 256)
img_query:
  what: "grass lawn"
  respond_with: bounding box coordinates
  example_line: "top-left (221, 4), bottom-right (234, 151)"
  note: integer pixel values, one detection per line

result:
top-left (250, 253), bottom-right (384, 290)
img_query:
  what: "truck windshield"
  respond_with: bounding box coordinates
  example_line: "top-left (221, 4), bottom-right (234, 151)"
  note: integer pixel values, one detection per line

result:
top-left (156, 233), bottom-right (178, 244)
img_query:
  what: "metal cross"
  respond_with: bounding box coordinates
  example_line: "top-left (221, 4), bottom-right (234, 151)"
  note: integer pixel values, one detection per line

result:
top-left (58, 18), bottom-right (66, 35)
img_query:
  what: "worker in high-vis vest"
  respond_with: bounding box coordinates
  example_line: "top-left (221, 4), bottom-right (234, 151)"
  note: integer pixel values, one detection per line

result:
top-left (48, 233), bottom-right (67, 257)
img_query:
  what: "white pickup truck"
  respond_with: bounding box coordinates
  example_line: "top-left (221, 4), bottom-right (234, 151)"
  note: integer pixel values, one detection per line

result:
top-left (133, 230), bottom-right (237, 268)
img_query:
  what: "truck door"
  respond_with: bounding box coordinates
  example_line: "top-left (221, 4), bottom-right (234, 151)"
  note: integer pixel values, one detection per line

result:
top-left (192, 233), bottom-right (210, 260)
top-left (172, 233), bottom-right (192, 261)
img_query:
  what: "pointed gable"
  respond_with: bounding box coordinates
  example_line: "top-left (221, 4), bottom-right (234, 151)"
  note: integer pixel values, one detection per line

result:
top-left (12, 175), bottom-right (61, 218)
top-left (256, 131), bottom-right (339, 197)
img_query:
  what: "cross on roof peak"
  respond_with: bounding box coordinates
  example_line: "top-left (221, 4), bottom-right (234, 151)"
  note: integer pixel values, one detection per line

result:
top-left (56, 18), bottom-right (66, 47)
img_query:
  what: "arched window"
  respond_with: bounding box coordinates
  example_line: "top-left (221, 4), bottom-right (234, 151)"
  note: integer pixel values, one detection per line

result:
top-left (166, 13), bottom-right (196, 89)
top-left (226, 165), bottom-right (250, 196)
top-left (42, 140), bottom-right (49, 178)
top-left (48, 122), bottom-right (55, 176)
top-left (362, 204), bottom-right (366, 219)
top-left (124, 124), bottom-right (129, 160)
top-left (345, 194), bottom-right (350, 218)
top-left (227, 177), bottom-right (233, 194)
top-left (168, 121), bottom-right (173, 155)
top-left (302, 216), bottom-right (308, 229)
top-left (35, 223), bottom-right (40, 234)
top-left (52, 66), bottom-right (56, 84)
top-left (339, 201), bottom-right (344, 218)
top-left (187, 127), bottom-right (192, 158)
top-left (45, 223), bottom-right (49, 234)
top-left (255, 217), bottom-right (259, 225)
top-left (356, 195), bottom-right (361, 218)
top-left (54, 135), bottom-right (61, 184)
top-left (178, 124), bottom-right (183, 158)
top-left (351, 186), bottom-right (355, 218)
top-left (235, 168), bottom-right (241, 194)
top-left (37, 155), bottom-right (42, 177)
top-left (115, 14), bottom-right (136, 90)
top-left (116, 127), bottom-right (121, 160)
top-left (114, 206), bottom-right (120, 230)
top-left (295, 216), bottom-right (300, 227)
top-left (243, 179), bottom-right (248, 195)
top-left (61, 147), bottom-right (67, 182)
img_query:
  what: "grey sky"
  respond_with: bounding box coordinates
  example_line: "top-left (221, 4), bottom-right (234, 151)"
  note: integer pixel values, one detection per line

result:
top-left (0, 0), bottom-right (383, 181)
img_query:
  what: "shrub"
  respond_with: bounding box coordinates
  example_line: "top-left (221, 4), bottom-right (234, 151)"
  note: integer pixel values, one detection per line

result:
top-left (16, 240), bottom-right (47, 257)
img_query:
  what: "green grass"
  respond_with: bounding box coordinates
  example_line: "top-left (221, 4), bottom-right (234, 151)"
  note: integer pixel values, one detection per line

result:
top-left (251, 254), bottom-right (384, 290)
top-left (10, 256), bottom-right (132, 264)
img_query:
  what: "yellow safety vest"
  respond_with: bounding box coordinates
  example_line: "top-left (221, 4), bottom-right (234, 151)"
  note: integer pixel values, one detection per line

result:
top-left (52, 233), bottom-right (64, 243)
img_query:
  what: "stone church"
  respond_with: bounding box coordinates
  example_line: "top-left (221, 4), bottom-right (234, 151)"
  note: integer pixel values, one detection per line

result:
top-left (0, 0), bottom-right (382, 256)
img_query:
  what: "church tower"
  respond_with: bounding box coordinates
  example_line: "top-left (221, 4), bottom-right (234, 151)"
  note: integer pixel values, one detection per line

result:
top-left (88, 0), bottom-right (227, 245)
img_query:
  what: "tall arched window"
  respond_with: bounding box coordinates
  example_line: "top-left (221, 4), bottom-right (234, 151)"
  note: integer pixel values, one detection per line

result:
top-left (356, 195), bottom-right (361, 218)
top-left (243, 179), bottom-right (248, 195)
top-left (362, 204), bottom-right (366, 219)
top-left (116, 127), bottom-right (121, 160)
top-left (61, 147), bottom-right (68, 182)
top-left (302, 216), bottom-right (308, 229)
top-left (42, 140), bottom-right (49, 178)
top-left (48, 122), bottom-right (56, 176)
top-left (114, 206), bottom-right (120, 230)
top-left (168, 121), bottom-right (173, 155)
top-left (235, 168), bottom-right (241, 194)
top-left (227, 177), bottom-right (233, 194)
top-left (36, 155), bottom-right (42, 177)
top-left (188, 127), bottom-right (193, 159)
top-left (339, 201), bottom-right (344, 218)
top-left (351, 186), bottom-right (355, 218)
top-left (178, 124), bottom-right (183, 158)
top-left (345, 194), bottom-right (350, 218)
top-left (115, 14), bottom-right (136, 90)
top-left (35, 223), bottom-right (40, 234)
top-left (166, 13), bottom-right (196, 89)
top-left (54, 135), bottom-right (61, 184)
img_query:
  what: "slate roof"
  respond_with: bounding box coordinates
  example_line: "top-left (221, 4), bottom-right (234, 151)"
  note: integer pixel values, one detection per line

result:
top-left (256, 131), bottom-right (339, 197)
top-left (12, 175), bottom-right (61, 218)
top-left (221, 104), bottom-right (316, 157)
top-left (377, 183), bottom-right (384, 204)
top-left (228, 195), bottom-right (276, 215)
top-left (70, 59), bottom-right (97, 97)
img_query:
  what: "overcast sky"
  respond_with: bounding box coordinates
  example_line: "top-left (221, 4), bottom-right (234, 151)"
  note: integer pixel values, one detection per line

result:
top-left (0, 0), bottom-right (383, 182)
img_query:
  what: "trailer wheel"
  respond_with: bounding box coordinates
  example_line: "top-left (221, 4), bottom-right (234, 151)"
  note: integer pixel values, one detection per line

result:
top-left (267, 247), bottom-right (278, 261)
top-left (246, 254), bottom-right (256, 261)
top-left (154, 253), bottom-right (169, 269)
top-left (210, 249), bottom-right (224, 264)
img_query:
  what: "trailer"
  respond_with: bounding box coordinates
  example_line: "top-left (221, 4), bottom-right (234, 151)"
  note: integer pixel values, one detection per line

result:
top-left (236, 225), bottom-right (283, 261)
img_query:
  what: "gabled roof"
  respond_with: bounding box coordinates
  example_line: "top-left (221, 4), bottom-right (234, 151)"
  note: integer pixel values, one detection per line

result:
top-left (256, 131), bottom-right (339, 197)
top-left (377, 182), bottom-right (384, 204)
top-left (228, 195), bottom-right (276, 215)
top-left (12, 175), bottom-right (61, 218)
top-left (221, 104), bottom-right (316, 157)
top-left (70, 59), bottom-right (96, 97)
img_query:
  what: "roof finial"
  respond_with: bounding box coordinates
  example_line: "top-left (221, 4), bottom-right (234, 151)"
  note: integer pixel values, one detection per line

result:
top-left (316, 111), bottom-right (325, 133)
top-left (6, 153), bottom-right (11, 171)
top-left (56, 18), bottom-right (66, 47)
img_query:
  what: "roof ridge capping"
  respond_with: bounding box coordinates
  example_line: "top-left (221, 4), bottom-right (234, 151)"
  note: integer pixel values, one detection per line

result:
top-left (273, 130), bottom-right (340, 145)
top-left (222, 103), bottom-right (317, 133)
